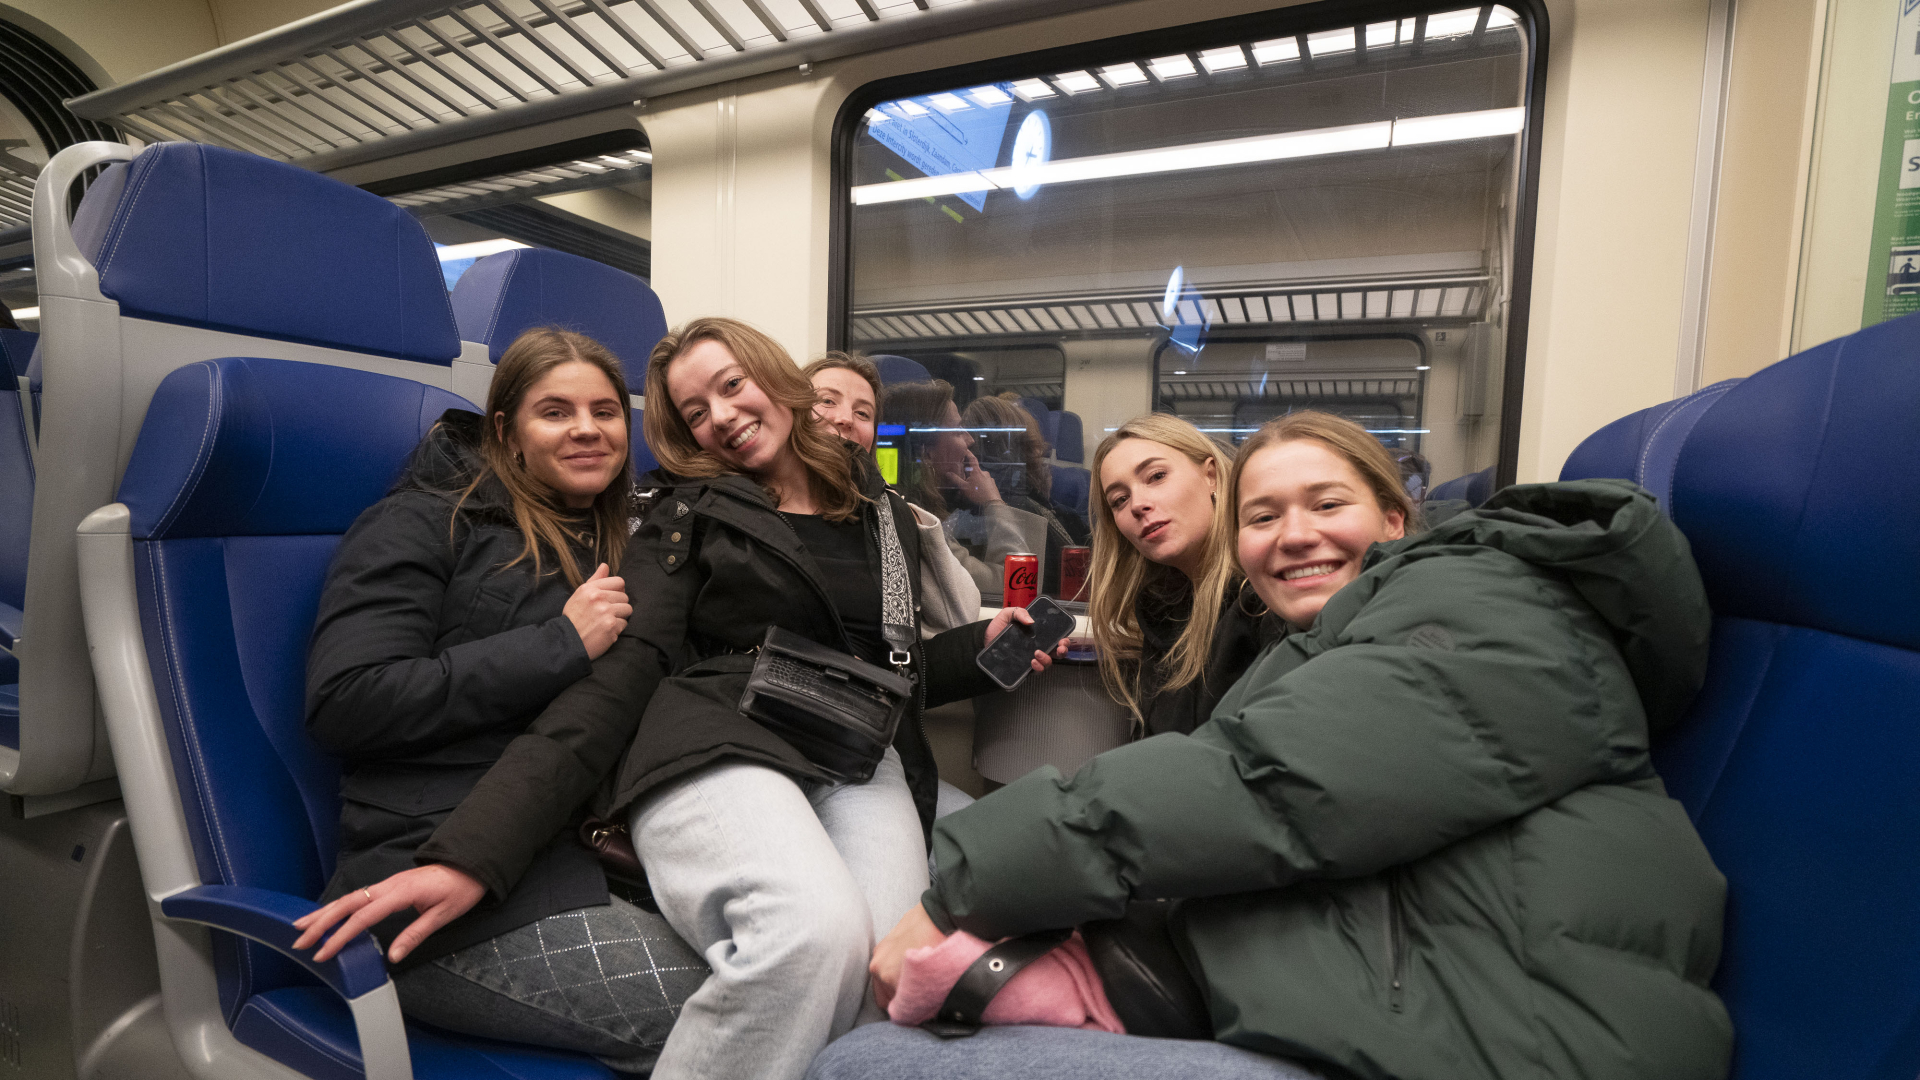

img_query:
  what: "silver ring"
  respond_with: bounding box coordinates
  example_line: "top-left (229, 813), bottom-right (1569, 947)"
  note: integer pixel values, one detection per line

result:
top-left (361, 887), bottom-right (374, 902)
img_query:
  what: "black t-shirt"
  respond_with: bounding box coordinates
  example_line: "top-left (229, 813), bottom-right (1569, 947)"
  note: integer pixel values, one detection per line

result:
top-left (780, 510), bottom-right (888, 665)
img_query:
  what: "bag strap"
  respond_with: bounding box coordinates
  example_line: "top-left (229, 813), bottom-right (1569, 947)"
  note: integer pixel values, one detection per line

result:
top-left (871, 493), bottom-right (917, 670)
top-left (919, 927), bottom-right (1073, 1040)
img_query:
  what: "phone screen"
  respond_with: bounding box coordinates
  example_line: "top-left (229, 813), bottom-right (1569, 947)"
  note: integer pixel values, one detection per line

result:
top-left (975, 596), bottom-right (1077, 691)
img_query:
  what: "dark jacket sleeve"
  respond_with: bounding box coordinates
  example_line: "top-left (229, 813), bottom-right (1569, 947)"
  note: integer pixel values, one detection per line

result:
top-left (415, 517), bottom-right (699, 900)
top-left (922, 620), bottom-right (994, 708)
top-left (306, 493), bottom-right (593, 760)
top-left (925, 550), bottom-right (1649, 939)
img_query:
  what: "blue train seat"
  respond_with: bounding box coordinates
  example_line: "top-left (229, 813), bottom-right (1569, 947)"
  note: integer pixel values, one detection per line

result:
top-left (1053, 410), bottom-right (1084, 464)
top-left (0, 332), bottom-right (31, 740)
top-left (80, 357), bottom-right (613, 1080)
top-left (1428, 465), bottom-right (1494, 506)
top-left (872, 354), bottom-right (931, 384)
top-left (1559, 377), bottom-right (1743, 505)
top-left (451, 246), bottom-right (667, 476)
top-left (16, 140), bottom-right (488, 800)
top-left (1562, 315), bottom-right (1920, 1080)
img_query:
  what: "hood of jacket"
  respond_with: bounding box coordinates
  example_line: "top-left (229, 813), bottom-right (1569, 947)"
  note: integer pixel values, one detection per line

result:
top-left (1376, 477), bottom-right (1709, 736)
top-left (393, 408), bottom-right (520, 523)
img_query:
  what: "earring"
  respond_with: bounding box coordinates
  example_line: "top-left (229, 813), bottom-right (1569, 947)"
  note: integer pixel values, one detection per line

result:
top-left (514, 451), bottom-right (525, 467)
top-left (1236, 578), bottom-right (1268, 617)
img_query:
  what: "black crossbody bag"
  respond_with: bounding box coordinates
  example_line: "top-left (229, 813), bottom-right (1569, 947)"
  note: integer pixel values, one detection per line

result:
top-left (738, 493), bottom-right (919, 783)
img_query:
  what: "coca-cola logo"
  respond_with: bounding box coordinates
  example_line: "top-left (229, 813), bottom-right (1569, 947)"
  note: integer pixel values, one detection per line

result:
top-left (1007, 564), bottom-right (1038, 588)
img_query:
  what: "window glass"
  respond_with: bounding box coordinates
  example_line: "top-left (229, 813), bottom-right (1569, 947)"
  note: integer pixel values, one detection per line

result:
top-left (841, 5), bottom-right (1532, 599)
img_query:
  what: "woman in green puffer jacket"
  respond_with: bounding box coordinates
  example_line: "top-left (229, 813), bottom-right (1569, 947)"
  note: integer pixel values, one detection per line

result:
top-left (824, 411), bottom-right (1732, 1080)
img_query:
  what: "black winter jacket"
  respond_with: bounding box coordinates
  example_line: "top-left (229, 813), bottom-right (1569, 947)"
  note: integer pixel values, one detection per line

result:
top-left (418, 453), bottom-right (1005, 905)
top-left (1133, 568), bottom-right (1279, 738)
top-left (306, 412), bottom-right (611, 965)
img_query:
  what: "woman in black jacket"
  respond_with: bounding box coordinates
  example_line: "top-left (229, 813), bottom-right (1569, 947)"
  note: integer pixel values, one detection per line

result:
top-left (1089, 414), bottom-right (1275, 738)
top-left (293, 328), bottom-right (705, 1074)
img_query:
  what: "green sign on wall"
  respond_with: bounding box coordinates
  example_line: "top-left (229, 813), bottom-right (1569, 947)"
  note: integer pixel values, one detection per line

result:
top-left (1863, 0), bottom-right (1920, 325)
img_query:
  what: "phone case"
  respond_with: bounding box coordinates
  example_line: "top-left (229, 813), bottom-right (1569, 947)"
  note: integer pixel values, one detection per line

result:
top-left (975, 597), bottom-right (1077, 691)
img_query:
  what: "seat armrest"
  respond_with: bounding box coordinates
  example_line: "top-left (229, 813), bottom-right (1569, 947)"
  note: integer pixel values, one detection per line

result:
top-left (160, 884), bottom-right (415, 1080)
top-left (0, 600), bottom-right (19, 655)
top-left (160, 884), bottom-right (388, 1000)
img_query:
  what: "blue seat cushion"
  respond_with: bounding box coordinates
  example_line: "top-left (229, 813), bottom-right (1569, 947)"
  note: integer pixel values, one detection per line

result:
top-left (91, 144), bottom-right (459, 364)
top-left (0, 329), bottom-right (35, 381)
top-left (873, 355), bottom-right (931, 385)
top-left (452, 248), bottom-right (665, 388)
top-left (1049, 464), bottom-right (1089, 520)
top-left (1053, 411), bottom-right (1085, 464)
top-left (0, 683), bottom-right (15, 750)
top-left (234, 987), bottom-right (616, 1080)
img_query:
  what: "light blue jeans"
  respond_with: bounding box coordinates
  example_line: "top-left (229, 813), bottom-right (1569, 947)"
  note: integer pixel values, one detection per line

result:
top-left (808, 1023), bottom-right (1326, 1080)
top-left (627, 747), bottom-right (928, 1080)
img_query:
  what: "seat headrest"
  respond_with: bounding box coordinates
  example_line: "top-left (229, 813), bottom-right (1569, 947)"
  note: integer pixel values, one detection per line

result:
top-left (451, 247), bottom-right (665, 386)
top-left (1670, 312), bottom-right (1920, 652)
top-left (119, 357), bottom-right (473, 540)
top-left (1054, 411), bottom-right (1085, 463)
top-left (873, 355), bottom-right (931, 384)
top-left (91, 144), bottom-right (460, 364)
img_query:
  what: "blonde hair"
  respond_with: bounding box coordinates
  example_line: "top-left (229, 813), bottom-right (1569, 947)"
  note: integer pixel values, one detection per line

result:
top-left (1088, 414), bottom-right (1239, 732)
top-left (464, 326), bottom-right (633, 590)
top-left (642, 317), bottom-right (863, 522)
top-left (1228, 411), bottom-right (1419, 535)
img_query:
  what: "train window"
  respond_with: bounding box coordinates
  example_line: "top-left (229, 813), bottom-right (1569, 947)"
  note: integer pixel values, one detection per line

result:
top-left (836, 2), bottom-right (1540, 594)
top-left (364, 130), bottom-right (653, 288)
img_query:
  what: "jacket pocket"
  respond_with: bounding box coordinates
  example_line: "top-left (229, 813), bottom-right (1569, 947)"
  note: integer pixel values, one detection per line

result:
top-left (339, 764), bottom-right (487, 817)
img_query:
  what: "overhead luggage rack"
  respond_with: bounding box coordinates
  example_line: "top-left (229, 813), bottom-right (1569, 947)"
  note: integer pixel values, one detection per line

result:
top-left (63, 0), bottom-right (1115, 174)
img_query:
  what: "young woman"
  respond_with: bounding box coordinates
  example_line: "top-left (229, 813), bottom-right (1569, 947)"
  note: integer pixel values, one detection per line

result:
top-left (884, 379), bottom-right (1049, 602)
top-left (831, 410), bottom-right (1731, 1080)
top-left (293, 328), bottom-right (706, 1074)
top-left (1089, 414), bottom-right (1269, 738)
top-left (803, 352), bottom-right (980, 634)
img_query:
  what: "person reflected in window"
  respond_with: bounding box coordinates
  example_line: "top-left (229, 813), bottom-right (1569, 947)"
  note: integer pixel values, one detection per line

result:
top-left (1089, 414), bottom-right (1274, 740)
top-left (962, 393), bottom-right (1088, 598)
top-left (293, 328), bottom-right (705, 1074)
top-left (830, 410), bottom-right (1729, 1080)
top-left (885, 379), bottom-right (1048, 602)
top-left (804, 352), bottom-right (980, 634)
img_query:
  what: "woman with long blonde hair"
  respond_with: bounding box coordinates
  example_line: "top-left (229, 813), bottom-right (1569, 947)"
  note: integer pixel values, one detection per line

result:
top-left (1088, 413), bottom-right (1271, 737)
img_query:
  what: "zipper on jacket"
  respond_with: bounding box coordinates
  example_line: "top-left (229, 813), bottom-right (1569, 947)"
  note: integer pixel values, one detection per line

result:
top-left (1386, 871), bottom-right (1408, 1013)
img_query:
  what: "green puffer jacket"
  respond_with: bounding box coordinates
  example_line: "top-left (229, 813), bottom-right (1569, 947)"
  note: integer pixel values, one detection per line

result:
top-left (924, 480), bottom-right (1732, 1080)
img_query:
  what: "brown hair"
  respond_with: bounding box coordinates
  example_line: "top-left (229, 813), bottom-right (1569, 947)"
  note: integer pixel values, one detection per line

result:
top-left (962, 393), bottom-right (1053, 502)
top-left (882, 378), bottom-right (958, 519)
top-left (643, 317), bottom-right (862, 522)
top-left (1228, 411), bottom-right (1419, 533)
top-left (462, 326), bottom-right (632, 589)
top-left (801, 352), bottom-right (883, 406)
top-left (1087, 414), bottom-right (1239, 731)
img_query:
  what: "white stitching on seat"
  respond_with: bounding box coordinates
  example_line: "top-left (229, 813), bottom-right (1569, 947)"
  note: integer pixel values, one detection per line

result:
top-left (153, 365), bottom-right (222, 536)
top-left (482, 251), bottom-right (523, 346)
top-left (247, 1000), bottom-right (359, 1068)
top-left (98, 151), bottom-right (166, 280)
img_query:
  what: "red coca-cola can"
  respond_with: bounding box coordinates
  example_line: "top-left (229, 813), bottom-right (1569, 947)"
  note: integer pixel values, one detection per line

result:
top-left (1059, 546), bottom-right (1091, 603)
top-left (1003, 553), bottom-right (1039, 609)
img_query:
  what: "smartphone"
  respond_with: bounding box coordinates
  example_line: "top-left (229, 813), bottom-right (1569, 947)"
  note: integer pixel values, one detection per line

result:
top-left (975, 596), bottom-right (1076, 692)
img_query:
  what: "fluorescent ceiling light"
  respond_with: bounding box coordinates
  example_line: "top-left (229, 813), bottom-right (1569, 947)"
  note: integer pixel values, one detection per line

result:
top-left (850, 106), bottom-right (1524, 205)
top-left (1053, 71), bottom-right (1101, 94)
top-left (1424, 8), bottom-right (1481, 38)
top-left (892, 99), bottom-right (929, 116)
top-left (1198, 46), bottom-right (1247, 72)
top-left (929, 92), bottom-right (970, 112)
top-left (1250, 37), bottom-right (1299, 64)
top-left (1390, 106), bottom-right (1524, 145)
top-left (434, 238), bottom-right (529, 262)
top-left (1306, 28), bottom-right (1355, 56)
top-left (1148, 54), bottom-right (1197, 80)
top-left (865, 109), bottom-right (890, 124)
top-left (9, 306), bottom-right (37, 321)
top-left (1488, 7), bottom-right (1517, 28)
top-left (1010, 78), bottom-right (1056, 100)
top-left (1098, 63), bottom-right (1149, 87)
top-left (1365, 21), bottom-right (1399, 46)
top-left (968, 85), bottom-right (1013, 106)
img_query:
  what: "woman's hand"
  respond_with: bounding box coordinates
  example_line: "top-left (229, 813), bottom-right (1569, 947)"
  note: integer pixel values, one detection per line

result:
top-left (871, 903), bottom-right (949, 1012)
top-left (984, 604), bottom-right (1069, 675)
top-left (937, 449), bottom-right (1003, 508)
top-left (564, 563), bottom-right (630, 660)
top-left (292, 863), bottom-right (486, 964)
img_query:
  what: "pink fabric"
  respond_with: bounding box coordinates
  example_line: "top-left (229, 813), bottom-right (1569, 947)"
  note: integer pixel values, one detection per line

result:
top-left (888, 931), bottom-right (1125, 1034)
